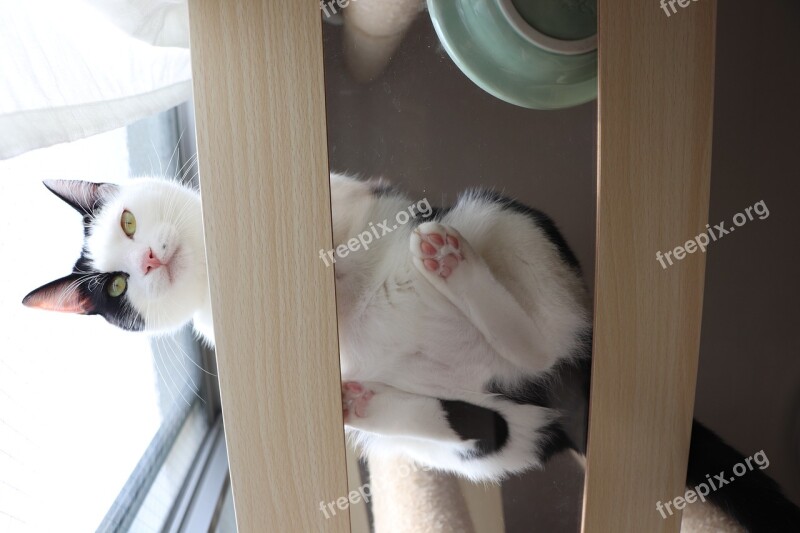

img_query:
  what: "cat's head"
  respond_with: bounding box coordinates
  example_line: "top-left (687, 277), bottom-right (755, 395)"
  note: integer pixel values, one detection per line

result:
top-left (23, 178), bottom-right (208, 333)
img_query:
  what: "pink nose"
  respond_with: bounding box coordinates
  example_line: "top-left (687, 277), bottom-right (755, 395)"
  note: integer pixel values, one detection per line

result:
top-left (141, 248), bottom-right (163, 275)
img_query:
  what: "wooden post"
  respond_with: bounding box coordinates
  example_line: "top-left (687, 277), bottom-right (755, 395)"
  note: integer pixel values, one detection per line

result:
top-left (188, 1), bottom-right (350, 531)
top-left (583, 1), bottom-right (717, 531)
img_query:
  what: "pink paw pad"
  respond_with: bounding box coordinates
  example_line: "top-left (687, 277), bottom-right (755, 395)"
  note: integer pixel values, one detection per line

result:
top-left (342, 381), bottom-right (374, 421)
top-left (414, 225), bottom-right (463, 279)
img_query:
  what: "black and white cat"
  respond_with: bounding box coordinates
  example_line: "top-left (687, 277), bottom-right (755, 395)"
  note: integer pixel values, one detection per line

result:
top-left (23, 178), bottom-right (215, 342)
top-left (24, 175), bottom-right (800, 531)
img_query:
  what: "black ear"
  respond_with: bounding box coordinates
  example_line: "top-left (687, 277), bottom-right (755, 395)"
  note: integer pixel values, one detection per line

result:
top-left (22, 274), bottom-right (95, 315)
top-left (43, 180), bottom-right (119, 215)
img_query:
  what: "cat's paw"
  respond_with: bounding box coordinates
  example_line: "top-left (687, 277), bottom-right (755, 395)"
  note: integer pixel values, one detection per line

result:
top-left (342, 381), bottom-right (374, 422)
top-left (410, 222), bottom-right (464, 279)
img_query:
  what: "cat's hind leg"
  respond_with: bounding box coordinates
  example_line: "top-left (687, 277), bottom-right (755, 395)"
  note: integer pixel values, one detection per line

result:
top-left (409, 222), bottom-right (556, 373)
top-left (343, 381), bottom-right (552, 480)
top-left (343, 381), bottom-right (464, 442)
top-left (342, 381), bottom-right (508, 458)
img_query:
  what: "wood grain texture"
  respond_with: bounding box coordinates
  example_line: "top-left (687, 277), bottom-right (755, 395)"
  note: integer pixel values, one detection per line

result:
top-left (582, 2), bottom-right (717, 532)
top-left (188, 1), bottom-right (350, 532)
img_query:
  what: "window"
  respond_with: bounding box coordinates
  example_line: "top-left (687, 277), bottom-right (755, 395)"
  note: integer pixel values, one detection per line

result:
top-left (0, 105), bottom-right (235, 533)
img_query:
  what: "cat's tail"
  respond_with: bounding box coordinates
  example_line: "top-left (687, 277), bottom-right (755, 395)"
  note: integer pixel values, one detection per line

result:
top-left (686, 419), bottom-right (800, 532)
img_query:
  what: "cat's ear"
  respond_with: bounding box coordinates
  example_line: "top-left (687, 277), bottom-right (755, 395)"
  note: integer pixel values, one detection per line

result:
top-left (43, 180), bottom-right (119, 215)
top-left (22, 274), bottom-right (95, 314)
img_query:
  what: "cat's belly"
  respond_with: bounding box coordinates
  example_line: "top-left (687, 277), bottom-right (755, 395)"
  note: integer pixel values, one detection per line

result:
top-left (339, 310), bottom-right (521, 399)
top-left (335, 240), bottom-right (541, 400)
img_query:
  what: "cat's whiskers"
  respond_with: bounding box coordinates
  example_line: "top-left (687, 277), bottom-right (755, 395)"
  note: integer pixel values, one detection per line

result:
top-left (167, 185), bottom-right (194, 233)
top-left (155, 323), bottom-right (193, 386)
top-left (170, 196), bottom-right (197, 236)
top-left (160, 335), bottom-right (200, 402)
top-left (145, 300), bottom-right (183, 406)
top-left (80, 185), bottom-right (97, 218)
top-left (122, 298), bottom-right (142, 332)
top-left (141, 300), bottom-right (177, 405)
top-left (164, 129), bottom-right (185, 181)
top-left (149, 138), bottom-right (165, 179)
top-left (179, 164), bottom-right (199, 187)
top-left (175, 152), bottom-right (198, 187)
top-left (162, 186), bottom-right (182, 223)
top-left (152, 336), bottom-right (180, 406)
top-left (167, 331), bottom-right (216, 377)
top-left (155, 334), bottom-right (191, 407)
top-left (160, 183), bottom-right (181, 228)
top-left (147, 301), bottom-right (206, 406)
top-left (54, 273), bottom-right (102, 308)
top-left (163, 335), bottom-right (205, 404)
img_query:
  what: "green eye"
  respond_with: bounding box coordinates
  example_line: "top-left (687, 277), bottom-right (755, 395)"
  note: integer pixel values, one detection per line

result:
top-left (121, 210), bottom-right (136, 237)
top-left (107, 275), bottom-right (127, 297)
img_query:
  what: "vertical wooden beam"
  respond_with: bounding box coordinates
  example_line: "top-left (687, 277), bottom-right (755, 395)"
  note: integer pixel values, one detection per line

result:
top-left (583, 1), bottom-right (716, 532)
top-left (188, 2), bottom-right (350, 531)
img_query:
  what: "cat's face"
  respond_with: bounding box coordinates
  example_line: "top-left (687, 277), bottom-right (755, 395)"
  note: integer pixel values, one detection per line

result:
top-left (23, 178), bottom-right (208, 333)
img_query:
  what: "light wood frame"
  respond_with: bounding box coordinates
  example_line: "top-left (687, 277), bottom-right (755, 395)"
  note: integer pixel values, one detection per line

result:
top-left (583, 1), bottom-right (717, 532)
top-left (188, 0), bottom-right (717, 531)
top-left (188, 1), bottom-right (349, 531)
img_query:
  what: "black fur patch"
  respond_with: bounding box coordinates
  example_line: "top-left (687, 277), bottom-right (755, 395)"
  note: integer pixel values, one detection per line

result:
top-left (440, 400), bottom-right (509, 458)
top-left (73, 267), bottom-right (145, 332)
top-left (487, 376), bottom-right (552, 407)
top-left (414, 205), bottom-right (449, 224)
top-left (43, 180), bottom-right (118, 219)
top-left (27, 180), bottom-right (145, 332)
top-left (486, 329), bottom-right (593, 458)
top-left (369, 182), bottom-right (398, 197)
top-left (87, 272), bottom-right (145, 331)
top-left (400, 187), bottom-right (580, 276)
top-left (534, 421), bottom-right (572, 463)
top-left (686, 420), bottom-right (800, 531)
top-left (486, 329), bottom-right (592, 408)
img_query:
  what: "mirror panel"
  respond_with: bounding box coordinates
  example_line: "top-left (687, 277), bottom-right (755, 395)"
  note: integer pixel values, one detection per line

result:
top-left (321, 3), bottom-right (597, 531)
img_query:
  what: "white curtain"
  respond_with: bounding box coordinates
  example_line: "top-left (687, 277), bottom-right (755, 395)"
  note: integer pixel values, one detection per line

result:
top-left (0, 0), bottom-right (191, 160)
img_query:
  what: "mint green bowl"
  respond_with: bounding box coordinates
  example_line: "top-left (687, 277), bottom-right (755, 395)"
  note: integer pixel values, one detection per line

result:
top-left (427, 0), bottom-right (598, 110)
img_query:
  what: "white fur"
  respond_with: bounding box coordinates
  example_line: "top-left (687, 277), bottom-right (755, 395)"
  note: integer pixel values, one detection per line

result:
top-left (330, 174), bottom-right (590, 481)
top-left (85, 178), bottom-right (214, 344)
top-left (87, 173), bottom-right (589, 481)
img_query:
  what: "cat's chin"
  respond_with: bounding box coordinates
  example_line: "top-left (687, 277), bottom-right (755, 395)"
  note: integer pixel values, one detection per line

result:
top-left (132, 264), bottom-right (208, 335)
top-left (141, 303), bottom-right (203, 334)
